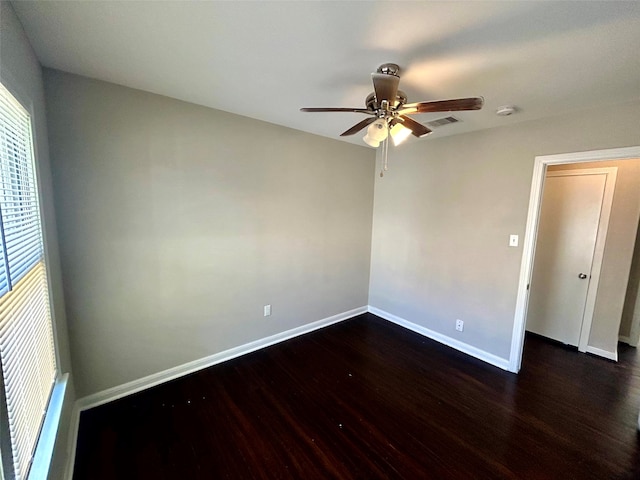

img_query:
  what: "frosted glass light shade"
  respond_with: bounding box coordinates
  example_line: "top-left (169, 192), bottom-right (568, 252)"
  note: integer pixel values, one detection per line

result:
top-left (367, 119), bottom-right (388, 142)
top-left (363, 134), bottom-right (380, 148)
top-left (390, 123), bottom-right (412, 146)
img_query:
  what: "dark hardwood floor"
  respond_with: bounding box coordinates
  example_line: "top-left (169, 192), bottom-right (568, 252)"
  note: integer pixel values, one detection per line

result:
top-left (72, 313), bottom-right (640, 479)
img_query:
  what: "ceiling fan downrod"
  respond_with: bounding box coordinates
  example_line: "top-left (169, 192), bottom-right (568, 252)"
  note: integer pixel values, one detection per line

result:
top-left (377, 63), bottom-right (400, 77)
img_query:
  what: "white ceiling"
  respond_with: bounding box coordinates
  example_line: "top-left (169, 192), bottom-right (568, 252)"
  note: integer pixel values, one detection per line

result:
top-left (12, 1), bottom-right (640, 147)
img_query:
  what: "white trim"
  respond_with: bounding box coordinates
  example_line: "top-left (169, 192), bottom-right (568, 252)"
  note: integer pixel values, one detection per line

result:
top-left (509, 146), bottom-right (640, 373)
top-left (585, 345), bottom-right (618, 361)
top-left (532, 147), bottom-right (640, 165)
top-left (1, 67), bottom-right (64, 374)
top-left (63, 403), bottom-right (81, 480)
top-left (64, 306), bottom-right (367, 479)
top-left (78, 306), bottom-right (367, 411)
top-left (0, 75), bottom-right (67, 480)
top-left (508, 153), bottom-right (547, 372)
top-left (30, 374), bottom-right (68, 480)
top-left (368, 306), bottom-right (510, 371)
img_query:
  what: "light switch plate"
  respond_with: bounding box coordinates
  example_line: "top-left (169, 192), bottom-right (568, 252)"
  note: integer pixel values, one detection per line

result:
top-left (509, 234), bottom-right (519, 247)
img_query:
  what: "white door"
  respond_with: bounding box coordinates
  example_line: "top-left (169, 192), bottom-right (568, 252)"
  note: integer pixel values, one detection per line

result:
top-left (527, 170), bottom-right (610, 346)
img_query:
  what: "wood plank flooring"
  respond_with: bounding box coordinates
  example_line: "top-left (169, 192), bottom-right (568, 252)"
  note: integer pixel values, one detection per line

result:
top-left (72, 313), bottom-right (640, 479)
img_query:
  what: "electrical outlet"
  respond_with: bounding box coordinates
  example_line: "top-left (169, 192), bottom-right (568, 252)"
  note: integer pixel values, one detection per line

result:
top-left (264, 305), bottom-right (271, 317)
top-left (456, 319), bottom-right (464, 332)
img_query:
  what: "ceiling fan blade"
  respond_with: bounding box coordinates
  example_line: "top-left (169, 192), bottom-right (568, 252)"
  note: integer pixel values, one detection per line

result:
top-left (340, 117), bottom-right (376, 136)
top-left (399, 115), bottom-right (432, 138)
top-left (399, 97), bottom-right (484, 114)
top-left (300, 107), bottom-right (375, 114)
top-left (372, 73), bottom-right (400, 105)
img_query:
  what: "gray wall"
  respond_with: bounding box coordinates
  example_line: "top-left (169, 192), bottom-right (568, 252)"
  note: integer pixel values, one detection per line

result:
top-left (43, 69), bottom-right (375, 397)
top-left (369, 102), bottom-right (640, 361)
top-left (0, 3), bottom-right (75, 478)
top-left (620, 218), bottom-right (640, 341)
top-left (548, 160), bottom-right (640, 353)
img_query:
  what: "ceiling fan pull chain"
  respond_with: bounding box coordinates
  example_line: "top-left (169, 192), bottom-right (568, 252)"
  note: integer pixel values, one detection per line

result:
top-left (380, 136), bottom-right (389, 177)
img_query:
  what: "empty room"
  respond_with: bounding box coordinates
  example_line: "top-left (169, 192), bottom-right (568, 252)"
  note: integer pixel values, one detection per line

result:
top-left (1, 1), bottom-right (640, 479)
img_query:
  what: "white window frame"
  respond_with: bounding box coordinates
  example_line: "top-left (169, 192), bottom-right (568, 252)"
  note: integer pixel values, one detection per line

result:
top-left (0, 75), bottom-right (66, 480)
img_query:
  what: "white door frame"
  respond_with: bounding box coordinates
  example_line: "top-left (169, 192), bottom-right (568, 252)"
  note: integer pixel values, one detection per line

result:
top-left (508, 146), bottom-right (640, 373)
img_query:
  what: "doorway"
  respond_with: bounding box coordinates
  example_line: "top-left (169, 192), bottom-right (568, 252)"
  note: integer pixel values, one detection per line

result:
top-left (526, 168), bottom-right (616, 351)
top-left (509, 146), bottom-right (640, 373)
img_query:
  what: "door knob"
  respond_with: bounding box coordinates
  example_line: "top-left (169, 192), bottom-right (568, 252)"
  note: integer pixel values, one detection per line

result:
top-left (578, 273), bottom-right (588, 279)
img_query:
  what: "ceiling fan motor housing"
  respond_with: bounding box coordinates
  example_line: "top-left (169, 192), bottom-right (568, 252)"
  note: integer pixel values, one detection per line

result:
top-left (366, 90), bottom-right (407, 111)
top-left (377, 63), bottom-right (400, 76)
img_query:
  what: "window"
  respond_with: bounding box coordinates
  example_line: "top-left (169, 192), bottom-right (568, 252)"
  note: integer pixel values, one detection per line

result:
top-left (0, 83), bottom-right (57, 480)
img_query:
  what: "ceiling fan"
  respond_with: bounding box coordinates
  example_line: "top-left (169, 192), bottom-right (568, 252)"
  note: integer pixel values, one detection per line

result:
top-left (301, 63), bottom-right (484, 149)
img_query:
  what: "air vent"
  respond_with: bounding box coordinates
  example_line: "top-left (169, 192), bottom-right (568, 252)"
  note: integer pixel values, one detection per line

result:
top-left (426, 116), bottom-right (460, 128)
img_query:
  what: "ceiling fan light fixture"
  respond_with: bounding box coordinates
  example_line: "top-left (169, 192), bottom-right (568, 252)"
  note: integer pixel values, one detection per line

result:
top-left (300, 64), bottom-right (484, 174)
top-left (366, 119), bottom-right (388, 141)
top-left (390, 123), bottom-right (412, 146)
top-left (363, 133), bottom-right (380, 148)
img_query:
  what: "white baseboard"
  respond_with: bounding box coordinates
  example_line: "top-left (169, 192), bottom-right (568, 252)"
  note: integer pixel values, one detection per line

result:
top-left (78, 306), bottom-right (367, 411)
top-left (65, 306), bottom-right (367, 479)
top-left (66, 305), bottom-right (515, 476)
top-left (367, 305), bottom-right (511, 371)
top-left (64, 403), bottom-right (81, 480)
top-left (586, 345), bottom-right (618, 361)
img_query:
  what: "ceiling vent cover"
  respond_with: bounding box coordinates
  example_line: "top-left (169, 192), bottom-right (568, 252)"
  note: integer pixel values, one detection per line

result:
top-left (426, 116), bottom-right (460, 128)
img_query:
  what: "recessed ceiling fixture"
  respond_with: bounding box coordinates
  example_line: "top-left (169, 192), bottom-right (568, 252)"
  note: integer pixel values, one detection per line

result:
top-left (496, 105), bottom-right (517, 116)
top-left (301, 63), bottom-right (484, 177)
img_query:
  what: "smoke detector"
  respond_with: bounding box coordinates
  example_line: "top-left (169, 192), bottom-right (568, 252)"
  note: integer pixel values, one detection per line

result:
top-left (496, 105), bottom-right (517, 116)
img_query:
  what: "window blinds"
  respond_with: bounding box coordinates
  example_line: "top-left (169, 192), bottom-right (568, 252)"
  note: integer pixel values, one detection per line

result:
top-left (0, 83), bottom-right (57, 480)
